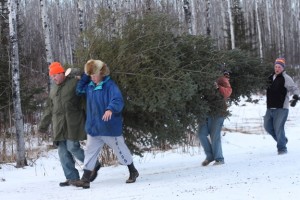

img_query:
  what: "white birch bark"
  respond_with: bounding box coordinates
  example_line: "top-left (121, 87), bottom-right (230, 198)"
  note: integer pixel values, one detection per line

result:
top-left (255, 0), bottom-right (263, 60)
top-left (221, 0), bottom-right (228, 49)
top-left (227, 0), bottom-right (235, 49)
top-left (77, 0), bottom-right (87, 48)
top-left (183, 0), bottom-right (193, 35)
top-left (273, 0), bottom-right (281, 56)
top-left (265, 0), bottom-right (272, 49)
top-left (8, 0), bottom-right (27, 168)
top-left (40, 0), bottom-right (53, 90)
top-left (40, 0), bottom-right (53, 65)
top-left (278, 0), bottom-right (285, 56)
top-left (205, 0), bottom-right (211, 36)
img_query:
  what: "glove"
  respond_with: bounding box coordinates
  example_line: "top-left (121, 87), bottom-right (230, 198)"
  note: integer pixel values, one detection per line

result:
top-left (292, 95), bottom-right (299, 100)
top-left (290, 95), bottom-right (299, 107)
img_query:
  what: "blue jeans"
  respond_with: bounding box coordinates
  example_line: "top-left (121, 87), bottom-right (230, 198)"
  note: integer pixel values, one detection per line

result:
top-left (198, 116), bottom-right (225, 162)
top-left (57, 140), bottom-right (85, 180)
top-left (264, 108), bottom-right (289, 152)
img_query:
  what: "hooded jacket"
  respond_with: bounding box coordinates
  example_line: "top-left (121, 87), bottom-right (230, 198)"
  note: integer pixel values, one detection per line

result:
top-left (76, 74), bottom-right (124, 137)
top-left (38, 77), bottom-right (86, 141)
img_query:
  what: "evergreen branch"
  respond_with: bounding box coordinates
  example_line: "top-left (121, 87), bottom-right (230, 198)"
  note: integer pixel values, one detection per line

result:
top-left (114, 71), bottom-right (186, 83)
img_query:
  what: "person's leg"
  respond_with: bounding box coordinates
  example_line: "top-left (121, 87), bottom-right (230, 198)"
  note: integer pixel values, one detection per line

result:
top-left (66, 139), bottom-right (101, 182)
top-left (210, 116), bottom-right (225, 163)
top-left (103, 136), bottom-right (138, 183)
top-left (73, 135), bottom-right (104, 188)
top-left (103, 136), bottom-right (133, 165)
top-left (66, 140), bottom-right (84, 163)
top-left (273, 108), bottom-right (289, 153)
top-left (84, 135), bottom-right (104, 171)
top-left (264, 109), bottom-right (277, 141)
top-left (198, 118), bottom-right (214, 163)
top-left (89, 160), bottom-right (101, 182)
top-left (57, 141), bottom-right (80, 186)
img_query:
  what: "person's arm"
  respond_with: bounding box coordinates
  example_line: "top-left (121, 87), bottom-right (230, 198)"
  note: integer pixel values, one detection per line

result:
top-left (38, 98), bottom-right (52, 133)
top-left (284, 74), bottom-right (300, 96)
top-left (76, 73), bottom-right (91, 96)
top-left (106, 83), bottom-right (124, 114)
top-left (284, 74), bottom-right (300, 107)
top-left (217, 77), bottom-right (232, 99)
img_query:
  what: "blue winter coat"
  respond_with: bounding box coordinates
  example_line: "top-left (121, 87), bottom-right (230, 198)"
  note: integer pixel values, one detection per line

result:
top-left (76, 74), bottom-right (124, 136)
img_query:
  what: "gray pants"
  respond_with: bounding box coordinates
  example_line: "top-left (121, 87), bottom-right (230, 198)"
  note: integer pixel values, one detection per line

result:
top-left (84, 135), bottom-right (133, 170)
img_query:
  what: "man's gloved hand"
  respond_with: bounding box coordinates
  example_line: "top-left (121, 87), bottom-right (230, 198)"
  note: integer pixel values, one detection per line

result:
top-left (290, 95), bottom-right (299, 107)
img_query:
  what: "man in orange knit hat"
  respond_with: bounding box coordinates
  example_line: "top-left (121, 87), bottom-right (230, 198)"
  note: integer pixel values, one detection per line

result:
top-left (38, 62), bottom-right (101, 187)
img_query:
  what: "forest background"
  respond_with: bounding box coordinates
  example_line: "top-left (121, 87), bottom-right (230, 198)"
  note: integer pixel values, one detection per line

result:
top-left (0, 0), bottom-right (300, 167)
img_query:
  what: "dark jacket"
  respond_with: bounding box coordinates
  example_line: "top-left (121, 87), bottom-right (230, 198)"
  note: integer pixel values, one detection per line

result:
top-left (38, 77), bottom-right (86, 141)
top-left (205, 76), bottom-right (232, 117)
top-left (266, 71), bottom-right (299, 109)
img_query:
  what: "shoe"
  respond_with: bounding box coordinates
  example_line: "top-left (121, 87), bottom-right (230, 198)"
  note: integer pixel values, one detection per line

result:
top-left (278, 150), bottom-right (287, 155)
top-left (126, 170), bottom-right (139, 183)
top-left (59, 180), bottom-right (70, 187)
top-left (213, 160), bottom-right (225, 165)
top-left (72, 170), bottom-right (92, 189)
top-left (59, 179), bottom-right (79, 187)
top-left (90, 162), bottom-right (101, 182)
top-left (201, 160), bottom-right (213, 166)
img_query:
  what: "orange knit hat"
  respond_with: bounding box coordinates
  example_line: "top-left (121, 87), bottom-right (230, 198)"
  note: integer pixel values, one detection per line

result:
top-left (49, 62), bottom-right (65, 76)
top-left (275, 58), bottom-right (285, 68)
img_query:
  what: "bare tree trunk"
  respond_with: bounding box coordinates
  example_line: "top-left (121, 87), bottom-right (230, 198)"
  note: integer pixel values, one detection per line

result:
top-left (183, 0), bottom-right (193, 35)
top-left (221, 0), bottom-right (228, 49)
top-left (205, 0), bottom-right (211, 36)
top-left (145, 0), bottom-right (151, 12)
top-left (40, 0), bottom-right (53, 91)
top-left (8, 0), bottom-right (27, 168)
top-left (255, 0), bottom-right (263, 60)
top-left (265, 0), bottom-right (272, 50)
top-left (227, 0), bottom-right (235, 49)
top-left (77, 0), bottom-right (86, 48)
top-left (278, 0), bottom-right (285, 57)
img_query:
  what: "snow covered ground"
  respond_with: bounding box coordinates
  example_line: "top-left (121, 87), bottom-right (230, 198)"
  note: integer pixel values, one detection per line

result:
top-left (1, 95), bottom-right (300, 200)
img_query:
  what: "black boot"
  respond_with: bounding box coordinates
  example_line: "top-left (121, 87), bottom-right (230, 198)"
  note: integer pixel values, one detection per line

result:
top-left (73, 170), bottom-right (92, 189)
top-left (126, 163), bottom-right (139, 183)
top-left (90, 161), bottom-right (101, 182)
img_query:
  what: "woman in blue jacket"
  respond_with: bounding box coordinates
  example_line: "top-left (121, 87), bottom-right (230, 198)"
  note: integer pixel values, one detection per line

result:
top-left (74, 59), bottom-right (139, 189)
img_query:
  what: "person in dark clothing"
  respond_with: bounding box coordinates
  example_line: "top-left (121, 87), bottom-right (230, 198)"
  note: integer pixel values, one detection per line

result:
top-left (38, 62), bottom-right (101, 187)
top-left (38, 62), bottom-right (87, 187)
top-left (198, 71), bottom-right (232, 166)
top-left (264, 58), bottom-right (299, 155)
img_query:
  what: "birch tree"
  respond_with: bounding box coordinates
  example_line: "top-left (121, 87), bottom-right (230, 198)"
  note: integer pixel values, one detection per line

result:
top-left (255, 0), bottom-right (263, 60)
top-left (221, 0), bottom-right (228, 49)
top-left (40, 0), bottom-right (53, 90)
top-left (183, 0), bottom-right (193, 35)
top-left (77, 0), bottom-right (86, 48)
top-left (227, 0), bottom-right (235, 49)
top-left (8, 0), bottom-right (27, 167)
top-left (278, 0), bottom-right (284, 57)
top-left (265, 0), bottom-right (272, 51)
top-left (205, 0), bottom-right (211, 36)
top-left (40, 0), bottom-right (53, 69)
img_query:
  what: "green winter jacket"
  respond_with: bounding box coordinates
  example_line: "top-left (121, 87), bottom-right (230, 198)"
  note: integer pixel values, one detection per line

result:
top-left (38, 77), bottom-right (86, 141)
